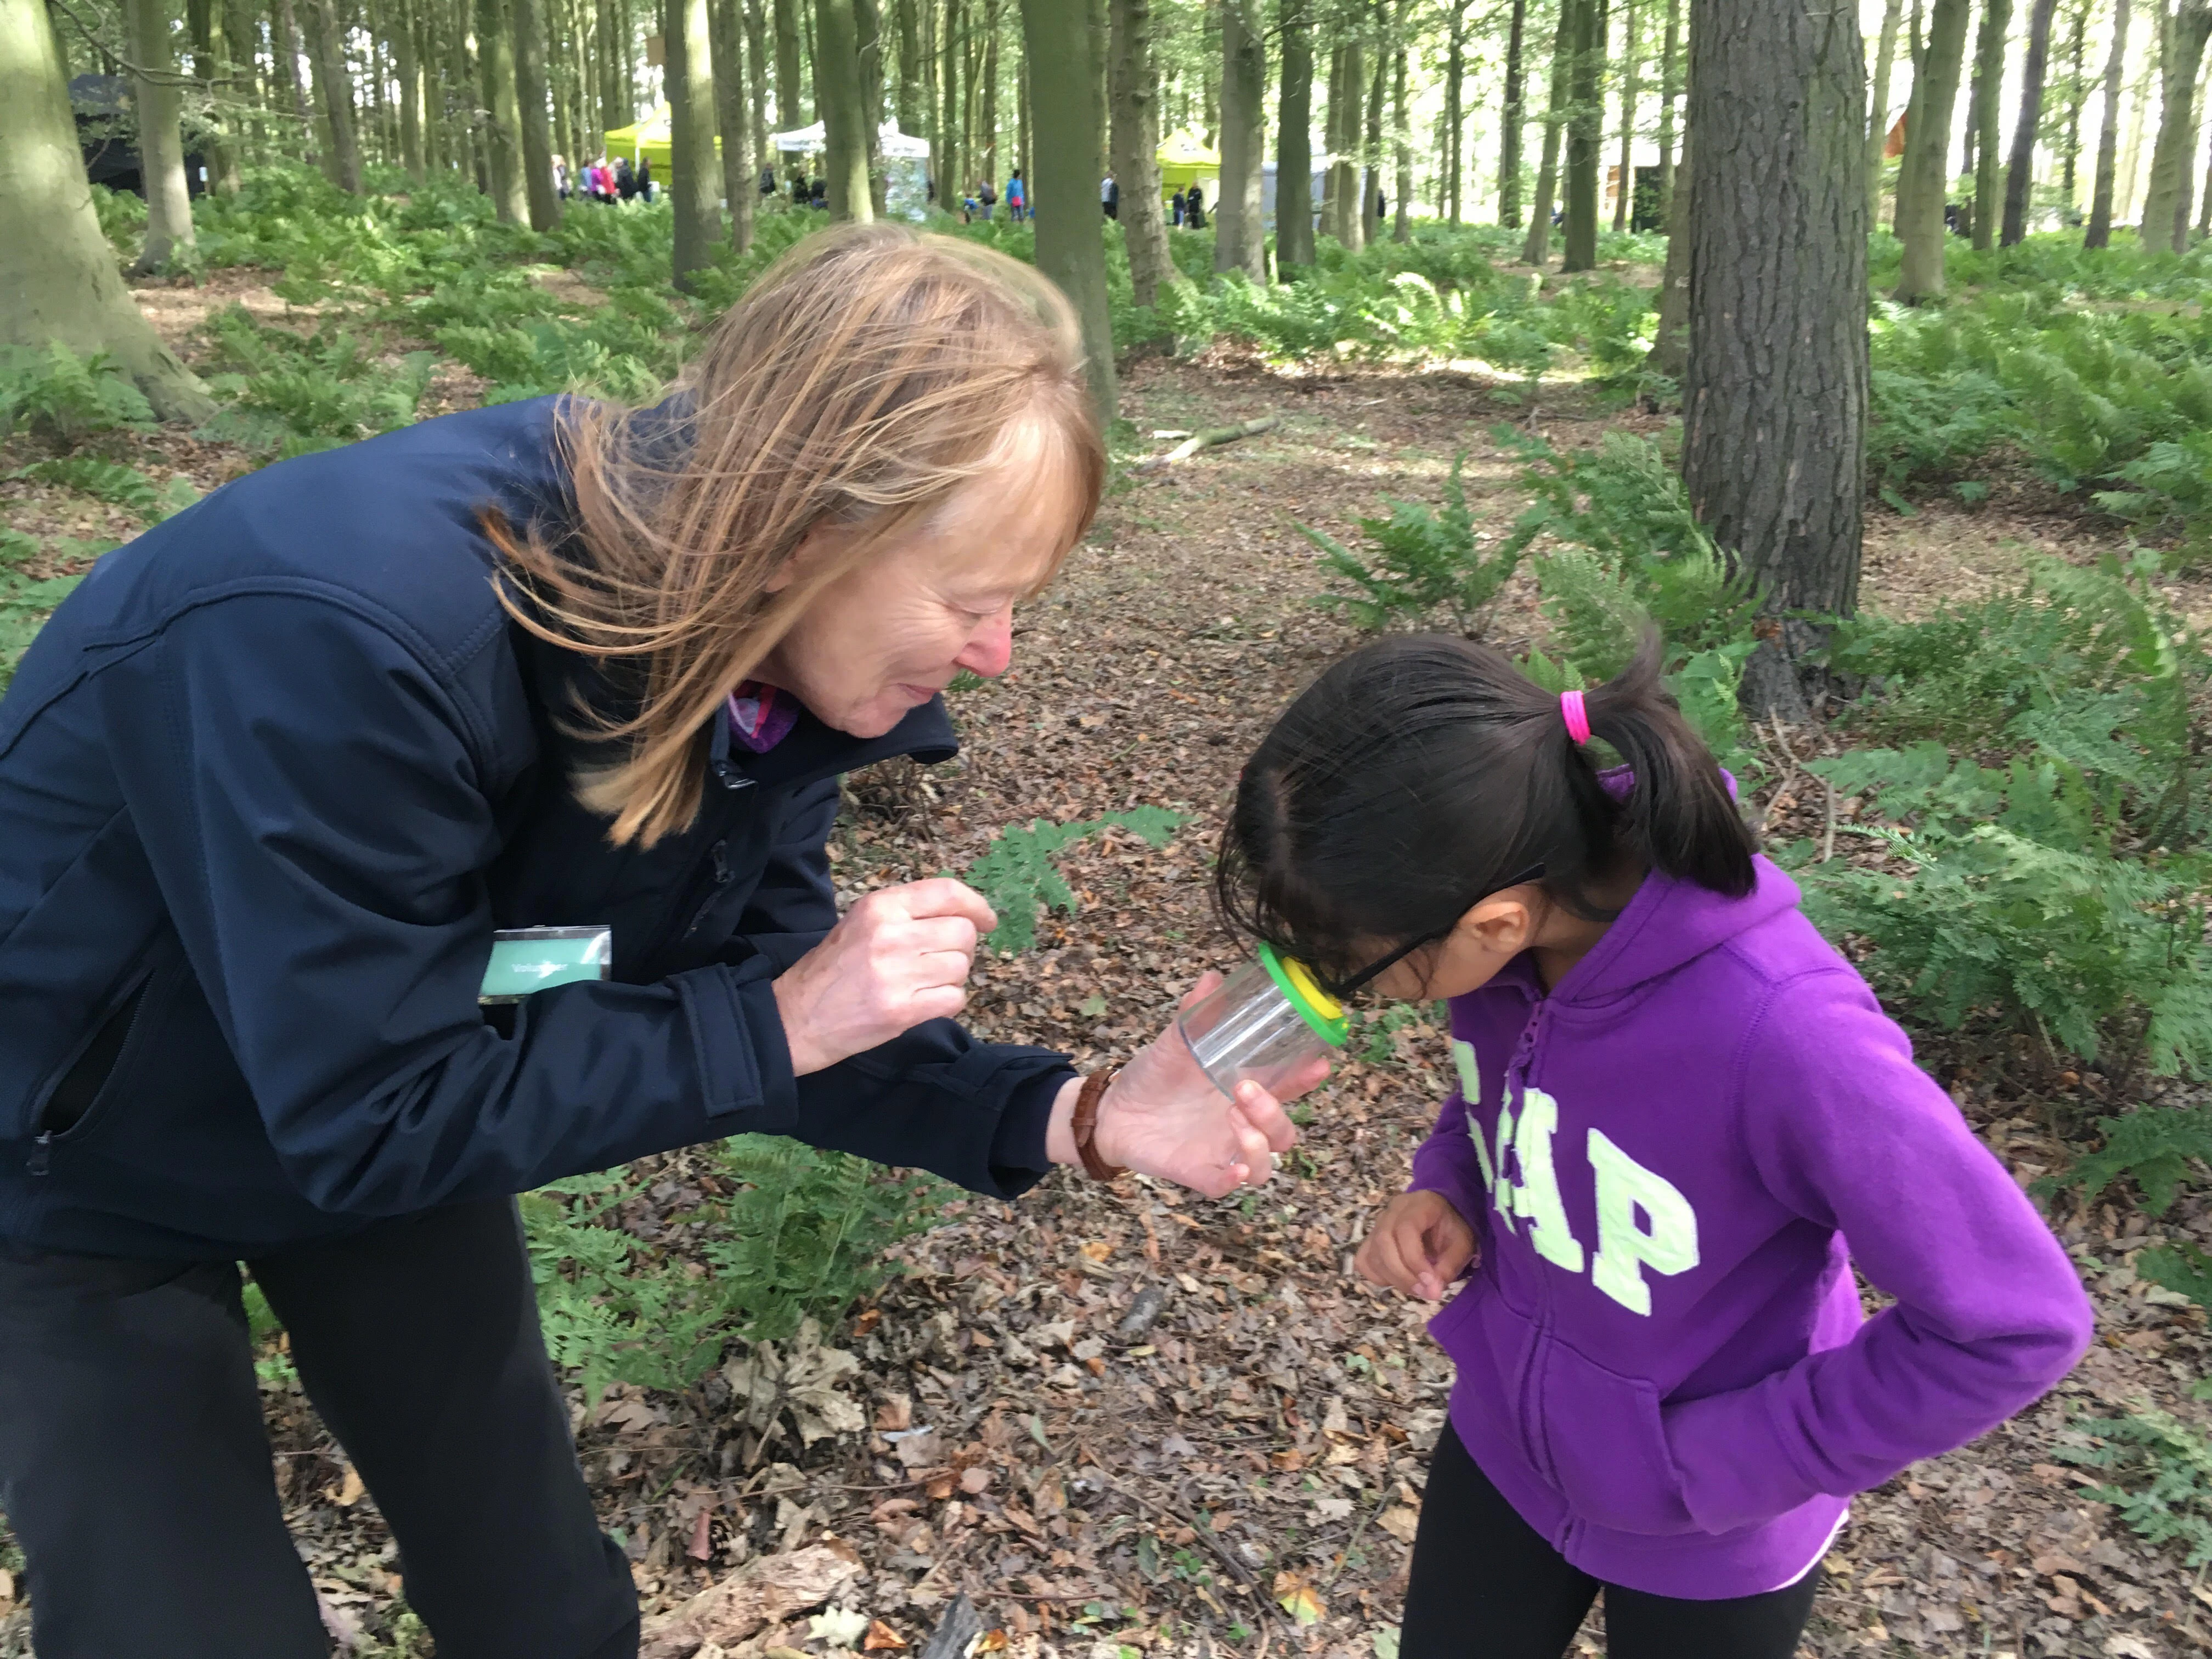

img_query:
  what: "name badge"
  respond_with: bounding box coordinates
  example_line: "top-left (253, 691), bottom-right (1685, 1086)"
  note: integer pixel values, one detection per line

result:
top-left (479, 926), bottom-right (613, 1004)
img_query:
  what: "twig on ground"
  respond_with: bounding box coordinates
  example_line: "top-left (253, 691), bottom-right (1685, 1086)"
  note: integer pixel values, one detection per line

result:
top-left (1132, 416), bottom-right (1279, 472)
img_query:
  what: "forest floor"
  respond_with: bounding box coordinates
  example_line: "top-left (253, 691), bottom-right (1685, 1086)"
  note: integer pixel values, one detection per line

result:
top-left (7, 270), bottom-right (2212, 1659)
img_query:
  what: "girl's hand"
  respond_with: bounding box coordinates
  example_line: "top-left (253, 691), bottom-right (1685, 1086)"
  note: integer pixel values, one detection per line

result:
top-left (1055, 972), bottom-right (1328, 1198)
top-left (773, 879), bottom-right (997, 1075)
top-left (1356, 1190), bottom-right (1477, 1301)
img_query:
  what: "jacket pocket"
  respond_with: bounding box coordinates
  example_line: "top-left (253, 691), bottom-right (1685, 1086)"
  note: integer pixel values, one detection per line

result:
top-left (1533, 1335), bottom-right (1698, 1537)
top-left (32, 960), bottom-right (173, 1153)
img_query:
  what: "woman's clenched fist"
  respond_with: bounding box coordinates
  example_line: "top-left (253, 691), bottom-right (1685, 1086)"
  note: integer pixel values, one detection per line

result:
top-left (772, 878), bottom-right (997, 1075)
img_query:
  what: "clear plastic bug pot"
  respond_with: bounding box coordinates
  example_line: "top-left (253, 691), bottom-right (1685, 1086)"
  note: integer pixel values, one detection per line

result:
top-left (1177, 941), bottom-right (1348, 1099)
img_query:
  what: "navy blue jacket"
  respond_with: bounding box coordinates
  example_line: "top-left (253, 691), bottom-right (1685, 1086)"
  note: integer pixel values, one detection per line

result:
top-left (0, 398), bottom-right (1073, 1259)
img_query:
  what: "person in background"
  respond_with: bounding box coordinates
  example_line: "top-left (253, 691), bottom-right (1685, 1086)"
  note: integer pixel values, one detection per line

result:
top-left (792, 169), bottom-right (809, 206)
top-left (614, 156), bottom-right (636, 202)
top-left (1171, 187), bottom-right (1186, 227)
top-left (1184, 181), bottom-right (1204, 228)
top-left (809, 178), bottom-right (826, 210)
top-left (1217, 634), bottom-right (2094, 1659)
top-left (636, 155), bottom-right (654, 202)
top-left (759, 163), bottom-right (777, 196)
top-left (1005, 170), bottom-right (1025, 221)
top-left (978, 178), bottom-right (997, 221)
top-left (553, 155), bottom-right (569, 201)
top-left (1101, 172), bottom-right (1119, 219)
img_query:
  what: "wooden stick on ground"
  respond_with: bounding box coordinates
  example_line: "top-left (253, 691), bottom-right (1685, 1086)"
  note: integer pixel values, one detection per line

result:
top-left (1132, 415), bottom-right (1280, 472)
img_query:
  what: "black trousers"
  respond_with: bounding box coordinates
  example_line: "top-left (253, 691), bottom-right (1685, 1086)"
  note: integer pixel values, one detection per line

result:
top-left (0, 1198), bottom-right (637, 1659)
top-left (1400, 1421), bottom-right (1819, 1659)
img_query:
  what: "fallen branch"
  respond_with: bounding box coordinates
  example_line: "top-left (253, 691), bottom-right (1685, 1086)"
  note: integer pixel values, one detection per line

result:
top-left (1132, 415), bottom-right (1279, 472)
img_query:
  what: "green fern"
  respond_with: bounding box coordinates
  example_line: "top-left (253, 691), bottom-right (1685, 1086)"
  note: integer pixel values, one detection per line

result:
top-left (2049, 1107), bottom-right (2212, 1215)
top-left (0, 343), bottom-right (156, 448)
top-left (2055, 1408), bottom-right (2212, 1566)
top-left (1300, 452), bottom-right (1521, 635)
top-left (962, 806), bottom-right (1188, 953)
top-left (13, 457), bottom-right (198, 523)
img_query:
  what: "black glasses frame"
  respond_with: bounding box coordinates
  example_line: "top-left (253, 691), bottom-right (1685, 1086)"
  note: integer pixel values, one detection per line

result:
top-left (1318, 862), bottom-right (1548, 1001)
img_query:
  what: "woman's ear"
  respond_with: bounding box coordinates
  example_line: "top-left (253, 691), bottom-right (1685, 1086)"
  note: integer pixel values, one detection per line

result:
top-left (1455, 893), bottom-right (1539, 960)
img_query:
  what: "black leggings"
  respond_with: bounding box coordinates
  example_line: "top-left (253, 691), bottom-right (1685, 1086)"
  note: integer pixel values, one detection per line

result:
top-left (1400, 1421), bottom-right (1819, 1659)
top-left (0, 1198), bottom-right (636, 1659)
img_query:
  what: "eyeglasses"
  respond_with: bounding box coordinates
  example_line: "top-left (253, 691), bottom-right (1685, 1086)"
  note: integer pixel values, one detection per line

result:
top-left (1317, 862), bottom-right (1547, 1001)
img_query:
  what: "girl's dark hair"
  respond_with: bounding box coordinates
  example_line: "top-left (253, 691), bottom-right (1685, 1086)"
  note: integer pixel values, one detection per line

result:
top-left (1215, 631), bottom-right (1757, 983)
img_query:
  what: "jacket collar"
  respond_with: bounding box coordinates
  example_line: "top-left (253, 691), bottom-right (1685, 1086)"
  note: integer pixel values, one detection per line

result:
top-left (706, 692), bottom-right (958, 792)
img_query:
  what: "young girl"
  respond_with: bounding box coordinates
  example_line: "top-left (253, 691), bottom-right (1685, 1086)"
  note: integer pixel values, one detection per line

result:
top-left (1215, 634), bottom-right (2094, 1658)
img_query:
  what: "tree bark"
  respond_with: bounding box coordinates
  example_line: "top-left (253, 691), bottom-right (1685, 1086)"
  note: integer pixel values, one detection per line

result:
top-left (1969, 0), bottom-right (2010, 249)
top-left (940, 0), bottom-right (962, 207)
top-left (1520, 0), bottom-right (1571, 263)
top-left (1392, 36), bottom-right (1410, 241)
top-left (599, 0), bottom-right (625, 126)
top-left (811, 0), bottom-right (870, 217)
top-left (1019, 0), bottom-right (1114, 425)
top-left (223, 0), bottom-right (262, 167)
top-left (302, 0), bottom-right (364, 190)
top-left (771, 0), bottom-right (800, 120)
top-left (276, 0), bottom-right (316, 162)
top-left (1655, 0), bottom-right (1679, 217)
top-left (1615, 0), bottom-right (1638, 231)
top-left (1, 0), bottom-right (215, 417)
top-left (123, 0), bottom-right (197, 268)
top-left (1894, 0), bottom-right (1968, 300)
top-left (975, 0), bottom-right (994, 187)
top-left (476, 0), bottom-right (528, 215)
top-left (1652, 125), bottom-right (1690, 377)
top-left (668, 0), bottom-right (721, 278)
top-left (712, 0), bottom-right (754, 247)
top-left (1276, 0), bottom-right (1314, 267)
top-left (743, 0), bottom-right (769, 173)
top-left (392, 0), bottom-right (425, 175)
top-left (512, 0), bottom-right (560, 226)
top-left (1865, 0), bottom-right (1901, 222)
top-left (1999, 0), bottom-right (2057, 242)
top-left (2058, 0), bottom-right (2088, 201)
top-left (1561, 0), bottom-right (1605, 270)
top-left (861, 0), bottom-right (887, 210)
top-left (1891, 0), bottom-right (1924, 233)
top-left (186, 0), bottom-right (245, 191)
top-left (2116, 16), bottom-right (2155, 225)
top-left (894, 0), bottom-right (921, 132)
top-left (1682, 0), bottom-right (1869, 718)
top-left (1331, 37), bottom-right (1363, 248)
top-left (2085, 0), bottom-right (2129, 241)
top-left (2142, 3), bottom-right (2212, 252)
top-left (1215, 0), bottom-right (1266, 278)
top-left (1110, 0), bottom-right (1173, 304)
top-left (1498, 0), bottom-right (1524, 225)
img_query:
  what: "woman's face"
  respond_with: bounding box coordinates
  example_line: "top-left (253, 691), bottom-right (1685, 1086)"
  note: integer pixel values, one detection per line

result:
top-left (757, 417), bottom-right (1076, 738)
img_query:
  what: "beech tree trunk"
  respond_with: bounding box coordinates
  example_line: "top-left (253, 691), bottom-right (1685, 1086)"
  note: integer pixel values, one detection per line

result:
top-left (1561, 0), bottom-right (1604, 270)
top-left (1865, 0), bottom-right (1901, 221)
top-left (772, 0), bottom-right (801, 121)
top-left (513, 0), bottom-right (561, 227)
top-left (1969, 0), bottom-right (2010, 250)
top-left (2141, 3), bottom-right (2212, 253)
top-left (393, 0), bottom-right (426, 176)
top-left (1215, 0), bottom-right (1266, 277)
top-left (1110, 0), bottom-right (1173, 304)
top-left (1652, 126), bottom-right (1690, 377)
top-left (1615, 0), bottom-right (1638, 231)
top-left (1891, 0), bottom-right (1925, 234)
top-left (476, 0), bottom-right (527, 217)
top-left (1392, 37), bottom-right (1410, 242)
top-left (1683, 0), bottom-right (1868, 717)
top-left (599, 0), bottom-right (626, 127)
top-left (711, 0), bottom-right (754, 249)
top-left (185, 0), bottom-right (245, 192)
top-left (1894, 0), bottom-right (1969, 300)
top-left (669, 0), bottom-right (720, 280)
top-left (1655, 0), bottom-right (1679, 217)
top-left (1499, 0), bottom-right (1525, 225)
top-left (940, 0), bottom-right (963, 211)
top-left (1276, 0), bottom-right (1314, 268)
top-left (122, 0), bottom-right (197, 270)
top-left (303, 0), bottom-right (364, 190)
top-left (1, 0), bottom-right (215, 417)
top-left (2059, 0), bottom-right (2088, 200)
top-left (895, 0), bottom-right (922, 133)
top-left (2000, 0), bottom-right (2057, 243)
top-left (1020, 0), bottom-right (1115, 424)
top-left (812, 0), bottom-right (871, 218)
top-left (1521, 1), bottom-right (1571, 263)
top-left (2085, 0), bottom-right (2128, 242)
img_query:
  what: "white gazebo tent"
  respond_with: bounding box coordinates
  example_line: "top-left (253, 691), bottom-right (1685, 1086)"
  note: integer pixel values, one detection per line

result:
top-left (767, 121), bottom-right (932, 219)
top-left (768, 120), bottom-right (931, 159)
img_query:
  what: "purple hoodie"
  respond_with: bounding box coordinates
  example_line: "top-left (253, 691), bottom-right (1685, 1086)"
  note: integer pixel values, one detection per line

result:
top-left (1407, 855), bottom-right (2094, 1599)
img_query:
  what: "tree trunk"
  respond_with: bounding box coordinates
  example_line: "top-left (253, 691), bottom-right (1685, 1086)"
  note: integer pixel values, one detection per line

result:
top-left (1969, 0), bottom-right (2009, 249)
top-left (1894, 0), bottom-right (1969, 300)
top-left (186, 0), bottom-right (245, 191)
top-left (743, 0), bottom-right (768, 173)
top-left (895, 0), bottom-right (921, 132)
top-left (1891, 0), bottom-right (1924, 232)
top-left (712, 0), bottom-right (754, 247)
top-left (668, 0), bottom-right (720, 278)
top-left (2000, 0), bottom-right (2057, 242)
top-left (453, 0), bottom-right (487, 190)
top-left (123, 0), bottom-right (197, 268)
top-left (1276, 0), bottom-right (1314, 268)
top-left (1498, 0), bottom-right (1524, 225)
top-left (599, 0), bottom-right (625, 126)
top-left (2116, 18), bottom-right (2155, 225)
top-left (2141, 3), bottom-right (2212, 252)
top-left (304, 0), bottom-right (365, 189)
top-left (2085, 0), bottom-right (2128, 241)
top-left (223, 0), bottom-right (262, 167)
top-left (1521, 1), bottom-right (1571, 263)
top-left (1329, 38), bottom-right (1363, 248)
top-left (1683, 0), bottom-right (1869, 718)
top-left (811, 0), bottom-right (870, 217)
top-left (771, 0), bottom-right (800, 120)
top-left (1392, 38), bottom-right (1410, 241)
top-left (1615, 0), bottom-right (1638, 230)
top-left (475, 0), bottom-right (526, 215)
top-left (1562, 0), bottom-right (1605, 270)
top-left (1652, 125), bottom-right (1690, 377)
top-left (1363, 35), bottom-right (1384, 232)
top-left (2059, 0), bottom-right (2088, 201)
top-left (1, 0), bottom-right (215, 417)
top-left (1110, 0), bottom-right (1173, 304)
top-left (1019, 0), bottom-right (1114, 425)
top-left (1215, 0), bottom-right (1266, 277)
top-left (1655, 0), bottom-right (1679, 217)
top-left (1864, 0), bottom-right (1900, 221)
top-left (861, 0), bottom-right (887, 210)
top-left (975, 0), bottom-right (994, 187)
top-left (276, 0), bottom-right (315, 161)
top-left (393, 0), bottom-right (425, 175)
top-left (940, 0), bottom-right (962, 208)
top-left (512, 0), bottom-right (560, 226)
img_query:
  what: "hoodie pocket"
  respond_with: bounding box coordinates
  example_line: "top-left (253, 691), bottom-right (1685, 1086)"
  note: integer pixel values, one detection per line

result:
top-left (1532, 1335), bottom-right (1697, 1537)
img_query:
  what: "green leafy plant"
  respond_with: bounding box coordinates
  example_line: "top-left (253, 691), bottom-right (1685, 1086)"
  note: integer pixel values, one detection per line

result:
top-left (0, 343), bottom-right (156, 448)
top-left (1300, 453), bottom-right (1521, 634)
top-left (2055, 1407), bottom-right (2212, 1566)
top-left (0, 530), bottom-right (97, 694)
top-left (2050, 1106), bottom-right (2212, 1216)
top-left (962, 806), bottom-right (1188, 953)
top-left (14, 456), bottom-right (199, 523)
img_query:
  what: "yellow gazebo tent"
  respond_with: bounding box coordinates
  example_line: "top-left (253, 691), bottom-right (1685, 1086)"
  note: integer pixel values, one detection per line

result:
top-left (601, 103), bottom-right (721, 183)
top-left (1155, 131), bottom-right (1218, 198)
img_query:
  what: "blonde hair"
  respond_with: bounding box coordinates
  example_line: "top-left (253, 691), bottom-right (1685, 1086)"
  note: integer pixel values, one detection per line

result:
top-left (493, 223), bottom-right (1105, 846)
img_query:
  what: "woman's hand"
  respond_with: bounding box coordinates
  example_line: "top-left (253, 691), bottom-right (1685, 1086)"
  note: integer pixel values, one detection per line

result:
top-left (1355, 1190), bottom-right (1477, 1301)
top-left (1051, 973), bottom-right (1327, 1199)
top-left (773, 879), bottom-right (997, 1075)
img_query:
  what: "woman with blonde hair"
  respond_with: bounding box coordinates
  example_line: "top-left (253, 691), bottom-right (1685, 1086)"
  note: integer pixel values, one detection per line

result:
top-left (0, 225), bottom-right (1303, 1659)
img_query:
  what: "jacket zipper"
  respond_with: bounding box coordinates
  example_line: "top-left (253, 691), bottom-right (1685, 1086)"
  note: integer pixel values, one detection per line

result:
top-left (682, 839), bottom-right (735, 938)
top-left (29, 978), bottom-right (157, 1177)
top-left (1507, 999), bottom-right (1580, 1554)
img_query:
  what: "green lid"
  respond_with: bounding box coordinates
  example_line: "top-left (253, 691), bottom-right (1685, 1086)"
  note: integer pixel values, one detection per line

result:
top-left (1258, 941), bottom-right (1349, 1046)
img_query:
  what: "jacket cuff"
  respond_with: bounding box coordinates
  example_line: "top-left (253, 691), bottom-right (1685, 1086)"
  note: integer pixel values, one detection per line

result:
top-left (675, 960), bottom-right (798, 1129)
top-left (990, 1065), bottom-right (1075, 1193)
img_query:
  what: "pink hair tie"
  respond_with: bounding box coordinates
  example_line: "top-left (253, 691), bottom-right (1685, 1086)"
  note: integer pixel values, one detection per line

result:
top-left (1560, 689), bottom-right (1592, 746)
